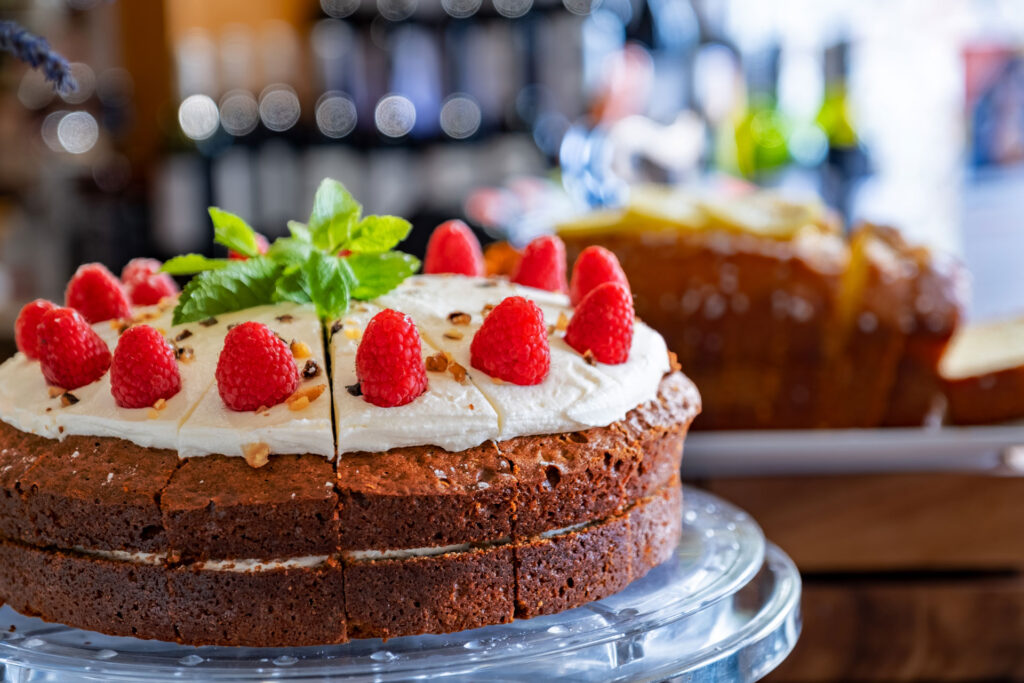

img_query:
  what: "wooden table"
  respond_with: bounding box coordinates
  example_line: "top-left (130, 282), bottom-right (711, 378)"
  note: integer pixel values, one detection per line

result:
top-left (694, 472), bottom-right (1024, 681)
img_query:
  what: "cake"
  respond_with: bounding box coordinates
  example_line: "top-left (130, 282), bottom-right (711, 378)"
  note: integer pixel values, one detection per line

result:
top-left (558, 186), bottom-right (966, 430)
top-left (940, 317), bottom-right (1024, 425)
top-left (0, 181), bottom-right (699, 646)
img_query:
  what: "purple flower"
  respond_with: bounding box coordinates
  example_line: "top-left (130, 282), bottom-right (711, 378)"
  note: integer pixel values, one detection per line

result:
top-left (0, 20), bottom-right (77, 94)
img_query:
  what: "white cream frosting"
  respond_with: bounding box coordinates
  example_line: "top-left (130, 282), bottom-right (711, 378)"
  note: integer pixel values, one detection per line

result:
top-left (0, 275), bottom-right (670, 460)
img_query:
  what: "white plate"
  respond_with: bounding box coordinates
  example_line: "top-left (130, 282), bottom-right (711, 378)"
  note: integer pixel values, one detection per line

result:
top-left (683, 424), bottom-right (1024, 478)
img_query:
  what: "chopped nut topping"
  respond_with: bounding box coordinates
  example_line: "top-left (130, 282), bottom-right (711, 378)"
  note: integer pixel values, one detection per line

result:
top-left (227, 323), bottom-right (238, 331)
top-left (426, 352), bottom-right (449, 373)
top-left (583, 350), bottom-right (596, 366)
top-left (287, 384), bottom-right (327, 408)
top-left (291, 340), bottom-right (312, 359)
top-left (199, 317), bottom-right (218, 327)
top-left (469, 403), bottom-right (475, 410)
top-left (346, 382), bottom-right (362, 397)
top-left (447, 311), bottom-right (471, 326)
top-left (449, 362), bottom-right (468, 384)
top-left (555, 312), bottom-right (570, 332)
top-left (48, 386), bottom-right (64, 399)
top-left (288, 396), bottom-right (310, 411)
top-left (482, 303), bottom-right (495, 316)
top-left (275, 314), bottom-right (295, 323)
top-left (343, 327), bottom-right (361, 340)
top-left (667, 350), bottom-right (681, 372)
top-left (546, 325), bottom-right (555, 336)
top-left (146, 408), bottom-right (160, 419)
top-left (153, 398), bottom-right (167, 411)
top-left (155, 327), bottom-right (168, 337)
top-left (174, 329), bottom-right (193, 342)
top-left (490, 376), bottom-right (504, 385)
top-left (302, 360), bottom-right (321, 379)
top-left (60, 392), bottom-right (79, 407)
top-left (242, 442), bottom-right (271, 468)
top-left (175, 346), bottom-right (195, 363)
top-left (109, 319), bottom-right (122, 331)
top-left (443, 329), bottom-right (464, 341)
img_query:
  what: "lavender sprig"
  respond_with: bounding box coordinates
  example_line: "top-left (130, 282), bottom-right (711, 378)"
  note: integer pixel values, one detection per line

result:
top-left (0, 20), bottom-right (76, 94)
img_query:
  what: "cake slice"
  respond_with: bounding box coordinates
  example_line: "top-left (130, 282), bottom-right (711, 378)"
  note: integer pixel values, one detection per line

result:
top-left (940, 318), bottom-right (1024, 425)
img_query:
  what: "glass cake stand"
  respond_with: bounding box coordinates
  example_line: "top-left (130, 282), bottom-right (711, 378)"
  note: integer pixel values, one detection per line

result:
top-left (0, 487), bottom-right (800, 682)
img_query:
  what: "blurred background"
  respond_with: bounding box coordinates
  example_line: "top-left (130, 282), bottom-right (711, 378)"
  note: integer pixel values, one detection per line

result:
top-left (3, 0), bottom-right (1024, 339)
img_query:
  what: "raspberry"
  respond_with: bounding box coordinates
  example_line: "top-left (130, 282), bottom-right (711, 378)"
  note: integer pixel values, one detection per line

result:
top-left (110, 325), bottom-right (182, 408)
top-left (65, 263), bottom-right (132, 323)
top-left (569, 245), bottom-right (630, 306)
top-left (470, 296), bottom-right (550, 385)
top-left (126, 273), bottom-right (179, 306)
top-left (512, 235), bottom-right (567, 293)
top-left (37, 307), bottom-right (111, 389)
top-left (228, 233), bottom-right (270, 260)
top-left (564, 282), bottom-right (634, 364)
top-left (356, 309), bottom-right (428, 407)
top-left (215, 321), bottom-right (299, 411)
top-left (121, 258), bottom-right (162, 286)
top-left (15, 299), bottom-right (58, 359)
top-left (424, 219), bottom-right (484, 277)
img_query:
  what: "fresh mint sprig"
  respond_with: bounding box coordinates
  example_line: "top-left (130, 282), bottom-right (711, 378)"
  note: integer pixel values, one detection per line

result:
top-left (166, 179), bottom-right (420, 325)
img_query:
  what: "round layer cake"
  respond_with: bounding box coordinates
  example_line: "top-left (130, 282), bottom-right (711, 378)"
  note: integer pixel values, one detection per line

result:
top-left (0, 274), bottom-right (700, 647)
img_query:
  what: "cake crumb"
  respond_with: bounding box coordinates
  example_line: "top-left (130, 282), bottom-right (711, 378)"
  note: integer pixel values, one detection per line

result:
top-left (583, 350), bottom-right (596, 366)
top-left (344, 326), bottom-right (361, 340)
top-left (469, 403), bottom-right (475, 410)
top-left (443, 329), bottom-right (464, 341)
top-left (242, 442), bottom-right (271, 468)
top-left (291, 340), bottom-right (312, 359)
top-left (555, 312), bottom-right (570, 332)
top-left (447, 311), bottom-right (471, 326)
top-left (288, 396), bottom-right (310, 411)
top-left (667, 350), bottom-right (681, 372)
top-left (426, 352), bottom-right (449, 373)
top-left (449, 362), bottom-right (468, 384)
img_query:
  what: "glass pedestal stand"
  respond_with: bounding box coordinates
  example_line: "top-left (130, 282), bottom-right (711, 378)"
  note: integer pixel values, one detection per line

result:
top-left (0, 487), bottom-right (800, 682)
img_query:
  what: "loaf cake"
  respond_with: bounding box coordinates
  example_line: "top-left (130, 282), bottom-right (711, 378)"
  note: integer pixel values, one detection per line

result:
top-left (559, 186), bottom-right (966, 430)
top-left (0, 182), bottom-right (699, 646)
top-left (939, 317), bottom-right (1024, 425)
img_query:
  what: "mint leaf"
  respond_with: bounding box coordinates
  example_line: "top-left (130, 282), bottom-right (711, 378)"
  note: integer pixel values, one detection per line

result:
top-left (161, 254), bottom-right (229, 275)
top-left (209, 207), bottom-right (261, 257)
top-left (309, 179), bottom-right (360, 253)
top-left (273, 264), bottom-right (312, 305)
top-left (348, 215), bottom-right (412, 254)
top-left (173, 258), bottom-right (281, 325)
top-left (287, 220), bottom-right (311, 242)
top-left (348, 252), bottom-right (421, 300)
top-left (267, 237), bottom-right (314, 266)
top-left (304, 251), bottom-right (351, 319)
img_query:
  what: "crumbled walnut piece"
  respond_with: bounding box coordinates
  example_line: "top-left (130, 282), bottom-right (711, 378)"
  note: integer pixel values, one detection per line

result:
top-left (48, 386), bottom-right (64, 398)
top-left (583, 350), bottom-right (596, 366)
top-left (449, 362), bottom-right (468, 384)
top-left (344, 327), bottom-right (361, 340)
top-left (287, 384), bottom-right (327, 408)
top-left (199, 317), bottom-right (218, 327)
top-left (153, 398), bottom-right (167, 411)
top-left (447, 311), bottom-right (471, 326)
top-left (482, 303), bottom-right (495, 316)
top-left (426, 352), bottom-right (449, 372)
top-left (443, 329), bottom-right (464, 341)
top-left (175, 329), bottom-right (193, 342)
top-left (275, 314), bottom-right (295, 323)
top-left (60, 392), bottom-right (79, 407)
top-left (242, 442), bottom-right (271, 468)
top-left (346, 382), bottom-right (362, 397)
top-left (288, 396), bottom-right (310, 411)
top-left (555, 312), bottom-right (570, 332)
top-left (291, 340), bottom-right (312, 359)
top-left (667, 350), bottom-right (681, 372)
top-left (302, 360), bottom-right (321, 379)
top-left (175, 346), bottom-right (195, 363)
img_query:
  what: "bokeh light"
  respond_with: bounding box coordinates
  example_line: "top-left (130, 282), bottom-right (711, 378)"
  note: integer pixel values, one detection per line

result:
top-left (377, 0), bottom-right (417, 21)
top-left (259, 85), bottom-right (301, 132)
top-left (178, 94), bottom-right (220, 140)
top-left (441, 0), bottom-right (481, 19)
top-left (316, 93), bottom-right (358, 138)
top-left (320, 0), bottom-right (361, 18)
top-left (375, 94), bottom-right (416, 137)
top-left (440, 94), bottom-right (482, 139)
top-left (17, 70), bottom-right (54, 110)
top-left (219, 90), bottom-right (260, 136)
top-left (41, 111), bottom-right (69, 152)
top-left (57, 111), bottom-right (99, 154)
top-left (563, 0), bottom-right (601, 16)
top-left (60, 63), bottom-right (96, 104)
top-left (494, 0), bottom-right (532, 18)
